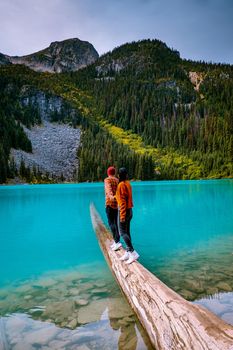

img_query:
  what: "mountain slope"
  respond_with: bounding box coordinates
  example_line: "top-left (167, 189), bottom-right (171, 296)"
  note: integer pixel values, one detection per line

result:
top-left (2, 38), bottom-right (99, 73)
top-left (66, 39), bottom-right (233, 179)
top-left (0, 38), bottom-right (232, 183)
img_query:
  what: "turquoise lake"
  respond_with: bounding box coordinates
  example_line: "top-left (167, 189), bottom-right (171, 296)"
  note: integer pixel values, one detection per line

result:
top-left (0, 180), bottom-right (233, 349)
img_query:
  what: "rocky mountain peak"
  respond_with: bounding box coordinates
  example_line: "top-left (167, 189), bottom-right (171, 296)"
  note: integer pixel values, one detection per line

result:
top-left (0, 52), bottom-right (11, 65)
top-left (1, 38), bottom-right (99, 73)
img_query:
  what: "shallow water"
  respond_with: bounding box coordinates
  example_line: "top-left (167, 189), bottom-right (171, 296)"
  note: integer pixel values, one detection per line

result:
top-left (0, 265), bottom-right (153, 349)
top-left (0, 180), bottom-right (233, 349)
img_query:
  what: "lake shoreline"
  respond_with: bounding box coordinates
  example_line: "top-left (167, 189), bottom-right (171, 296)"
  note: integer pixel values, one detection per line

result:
top-left (1, 177), bottom-right (233, 187)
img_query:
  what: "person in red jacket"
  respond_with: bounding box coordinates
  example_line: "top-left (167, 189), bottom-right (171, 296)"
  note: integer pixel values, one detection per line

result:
top-left (104, 166), bottom-right (122, 251)
top-left (115, 167), bottom-right (139, 264)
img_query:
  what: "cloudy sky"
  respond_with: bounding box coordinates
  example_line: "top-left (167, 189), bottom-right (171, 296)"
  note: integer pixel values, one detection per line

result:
top-left (0, 0), bottom-right (232, 63)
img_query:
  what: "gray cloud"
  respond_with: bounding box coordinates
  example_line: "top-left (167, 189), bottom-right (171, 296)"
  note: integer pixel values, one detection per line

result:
top-left (0, 0), bottom-right (232, 63)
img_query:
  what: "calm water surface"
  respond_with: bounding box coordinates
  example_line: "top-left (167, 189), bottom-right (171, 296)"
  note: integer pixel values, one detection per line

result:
top-left (0, 180), bottom-right (233, 349)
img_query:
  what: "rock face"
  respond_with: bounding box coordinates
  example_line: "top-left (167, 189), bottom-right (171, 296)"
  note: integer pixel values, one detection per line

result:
top-left (0, 52), bottom-right (11, 65)
top-left (2, 38), bottom-right (99, 73)
top-left (10, 87), bottom-right (81, 181)
top-left (20, 87), bottom-right (65, 120)
top-left (189, 71), bottom-right (205, 91)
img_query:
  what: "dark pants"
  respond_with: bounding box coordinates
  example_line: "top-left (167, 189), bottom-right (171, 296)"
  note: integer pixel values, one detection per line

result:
top-left (106, 206), bottom-right (120, 243)
top-left (118, 208), bottom-right (134, 252)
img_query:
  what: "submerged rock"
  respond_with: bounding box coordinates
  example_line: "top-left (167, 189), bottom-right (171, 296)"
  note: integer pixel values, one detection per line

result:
top-left (47, 289), bottom-right (63, 299)
top-left (180, 289), bottom-right (196, 300)
top-left (217, 282), bottom-right (232, 292)
top-left (91, 288), bottom-right (108, 295)
top-left (74, 298), bottom-right (89, 306)
top-left (107, 298), bottom-right (134, 319)
top-left (68, 288), bottom-right (79, 296)
top-left (94, 282), bottom-right (106, 288)
top-left (29, 307), bottom-right (45, 317)
top-left (15, 285), bottom-right (32, 293)
top-left (34, 278), bottom-right (57, 288)
top-left (42, 301), bottom-right (75, 323)
top-left (78, 282), bottom-right (95, 292)
top-left (77, 299), bottom-right (107, 324)
top-left (66, 318), bottom-right (78, 330)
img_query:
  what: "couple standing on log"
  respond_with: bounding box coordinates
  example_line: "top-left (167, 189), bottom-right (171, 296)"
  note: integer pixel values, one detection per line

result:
top-left (104, 166), bottom-right (139, 264)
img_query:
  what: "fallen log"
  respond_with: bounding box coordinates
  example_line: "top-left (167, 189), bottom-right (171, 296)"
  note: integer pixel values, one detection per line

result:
top-left (90, 204), bottom-right (233, 350)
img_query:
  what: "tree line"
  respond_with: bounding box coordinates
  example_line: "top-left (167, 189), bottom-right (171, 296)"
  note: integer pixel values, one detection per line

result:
top-left (1, 38), bottom-right (232, 182)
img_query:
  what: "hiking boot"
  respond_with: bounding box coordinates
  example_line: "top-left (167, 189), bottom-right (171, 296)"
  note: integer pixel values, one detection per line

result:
top-left (111, 242), bottom-right (122, 251)
top-left (119, 251), bottom-right (130, 261)
top-left (125, 251), bottom-right (139, 264)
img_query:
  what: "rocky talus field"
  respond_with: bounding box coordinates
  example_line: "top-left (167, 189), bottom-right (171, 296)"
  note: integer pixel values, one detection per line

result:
top-left (11, 122), bottom-right (81, 181)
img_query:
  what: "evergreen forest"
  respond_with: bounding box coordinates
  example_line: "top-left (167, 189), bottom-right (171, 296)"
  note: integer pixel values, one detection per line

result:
top-left (0, 39), bottom-right (232, 183)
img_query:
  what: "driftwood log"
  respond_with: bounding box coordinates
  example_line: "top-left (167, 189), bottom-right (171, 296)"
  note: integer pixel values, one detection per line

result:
top-left (90, 204), bottom-right (233, 350)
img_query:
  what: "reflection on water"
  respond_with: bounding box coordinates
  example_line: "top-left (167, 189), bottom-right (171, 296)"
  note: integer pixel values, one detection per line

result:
top-left (0, 312), bottom-right (152, 350)
top-left (0, 312), bottom-right (154, 350)
top-left (195, 292), bottom-right (233, 326)
top-left (0, 264), bottom-right (154, 350)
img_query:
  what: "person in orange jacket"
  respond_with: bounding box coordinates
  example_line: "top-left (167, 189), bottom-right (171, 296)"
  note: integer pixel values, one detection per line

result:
top-left (104, 166), bottom-right (122, 251)
top-left (115, 167), bottom-right (139, 264)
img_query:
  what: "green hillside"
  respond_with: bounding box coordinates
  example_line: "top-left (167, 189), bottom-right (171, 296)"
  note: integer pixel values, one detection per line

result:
top-left (0, 39), bottom-right (232, 183)
top-left (66, 39), bottom-right (233, 179)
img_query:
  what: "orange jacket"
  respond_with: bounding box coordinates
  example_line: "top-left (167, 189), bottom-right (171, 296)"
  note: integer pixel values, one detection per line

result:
top-left (115, 180), bottom-right (133, 222)
top-left (104, 176), bottom-right (119, 209)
